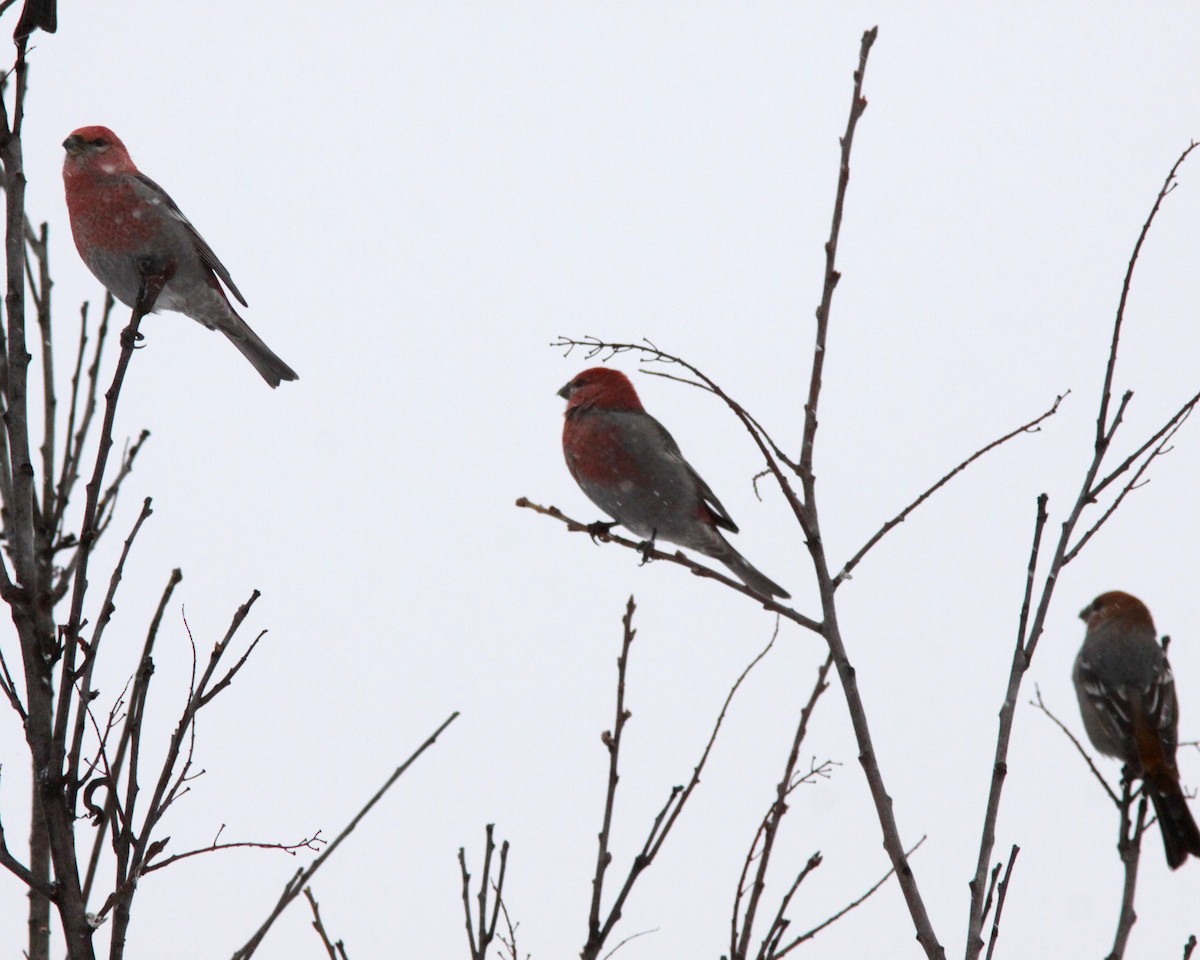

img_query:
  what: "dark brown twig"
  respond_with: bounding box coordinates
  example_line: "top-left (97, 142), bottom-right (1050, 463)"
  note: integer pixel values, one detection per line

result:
top-left (582, 600), bottom-right (778, 960)
top-left (304, 887), bottom-right (350, 960)
top-left (770, 836), bottom-right (927, 958)
top-left (835, 393), bottom-right (1065, 585)
top-left (230, 711), bottom-right (459, 960)
top-left (779, 27), bottom-right (943, 960)
top-left (142, 830), bottom-right (325, 874)
top-left (459, 824), bottom-right (509, 960)
top-left (1095, 142), bottom-right (1198, 450)
top-left (516, 499), bottom-right (818, 631)
top-left (1108, 783), bottom-right (1148, 960)
top-left (585, 599), bottom-right (638, 951)
top-left (982, 846), bottom-right (1019, 960)
top-left (1031, 688), bottom-right (1120, 805)
top-left (82, 568), bottom-right (182, 903)
top-left (731, 652), bottom-right (835, 960)
top-left (65, 497), bottom-right (153, 799)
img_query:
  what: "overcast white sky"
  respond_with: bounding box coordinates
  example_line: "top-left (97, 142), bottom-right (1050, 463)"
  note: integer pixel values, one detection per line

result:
top-left (2, 3), bottom-right (1200, 958)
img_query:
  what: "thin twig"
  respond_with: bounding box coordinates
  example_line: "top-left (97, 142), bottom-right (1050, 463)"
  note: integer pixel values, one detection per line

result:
top-left (143, 831), bottom-right (325, 874)
top-left (772, 836), bottom-right (927, 956)
top-left (303, 888), bottom-right (349, 960)
top-left (65, 497), bottom-right (153, 800)
top-left (1031, 688), bottom-right (1120, 805)
top-left (586, 599), bottom-right (638, 948)
top-left (459, 824), bottom-right (509, 960)
top-left (82, 568), bottom-right (182, 903)
top-left (983, 846), bottom-right (1019, 960)
top-left (516, 498), bottom-right (818, 630)
top-left (778, 27), bottom-right (943, 960)
top-left (732, 652), bottom-right (835, 960)
top-left (1095, 142), bottom-right (1198, 449)
top-left (582, 605), bottom-right (779, 960)
top-left (1108, 784), bottom-right (1148, 960)
top-left (835, 393), bottom-right (1065, 585)
top-left (1065, 400), bottom-right (1199, 563)
top-left (230, 711), bottom-right (460, 960)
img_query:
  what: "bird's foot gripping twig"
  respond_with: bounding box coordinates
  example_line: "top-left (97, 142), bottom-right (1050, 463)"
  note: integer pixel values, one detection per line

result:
top-left (586, 520), bottom-right (618, 543)
top-left (637, 531), bottom-right (658, 566)
top-left (133, 257), bottom-right (176, 316)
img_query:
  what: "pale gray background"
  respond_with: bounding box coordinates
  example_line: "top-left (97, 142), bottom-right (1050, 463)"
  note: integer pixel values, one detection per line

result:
top-left (1, 4), bottom-right (1199, 958)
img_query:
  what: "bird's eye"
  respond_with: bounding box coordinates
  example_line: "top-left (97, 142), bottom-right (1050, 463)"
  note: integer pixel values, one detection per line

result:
top-left (89, 137), bottom-right (107, 148)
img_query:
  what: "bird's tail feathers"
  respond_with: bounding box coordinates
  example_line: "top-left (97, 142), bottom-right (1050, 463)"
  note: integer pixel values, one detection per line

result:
top-left (715, 541), bottom-right (790, 600)
top-left (219, 314), bottom-right (298, 388)
top-left (1149, 781), bottom-right (1200, 869)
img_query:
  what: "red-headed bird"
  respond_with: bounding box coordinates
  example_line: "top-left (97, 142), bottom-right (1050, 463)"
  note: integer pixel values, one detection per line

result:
top-left (1074, 591), bottom-right (1200, 869)
top-left (63, 126), bottom-right (297, 388)
top-left (559, 367), bottom-right (789, 599)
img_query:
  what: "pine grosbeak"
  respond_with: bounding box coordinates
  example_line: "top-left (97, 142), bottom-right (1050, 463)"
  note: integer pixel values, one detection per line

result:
top-left (559, 366), bottom-right (789, 599)
top-left (1074, 590), bottom-right (1200, 868)
top-left (63, 126), bottom-right (297, 387)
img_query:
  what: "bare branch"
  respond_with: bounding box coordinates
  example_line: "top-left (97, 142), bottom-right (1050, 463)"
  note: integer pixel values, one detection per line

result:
top-left (800, 28), bottom-right (877, 482)
top-left (230, 711), bottom-right (460, 960)
top-left (82, 568), bottom-right (183, 903)
top-left (835, 392), bottom-right (1065, 585)
top-left (304, 887), bottom-right (349, 960)
top-left (1066, 399), bottom-right (1199, 563)
top-left (142, 831), bottom-right (325, 874)
top-left (459, 824), bottom-right (509, 960)
top-left (732, 652), bottom-right (835, 960)
top-left (583, 608), bottom-right (779, 960)
top-left (1108, 784), bottom-right (1149, 960)
top-left (66, 497), bottom-right (154, 797)
top-left (0, 782), bottom-right (55, 898)
top-left (772, 836), bottom-right (927, 957)
top-left (1031, 688), bottom-right (1120, 806)
top-left (1095, 141), bottom-right (1198, 446)
top-left (516, 498), bottom-right (818, 630)
top-left (586, 599), bottom-right (637, 946)
top-left (982, 846), bottom-right (1019, 960)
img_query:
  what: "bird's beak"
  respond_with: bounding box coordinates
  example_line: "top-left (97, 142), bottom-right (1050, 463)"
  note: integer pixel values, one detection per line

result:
top-left (557, 381), bottom-right (572, 400)
top-left (62, 134), bottom-right (83, 155)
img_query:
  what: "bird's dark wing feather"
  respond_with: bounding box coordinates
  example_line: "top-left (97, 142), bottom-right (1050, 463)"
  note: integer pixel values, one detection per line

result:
top-left (131, 172), bottom-right (248, 307)
top-left (647, 416), bottom-right (739, 533)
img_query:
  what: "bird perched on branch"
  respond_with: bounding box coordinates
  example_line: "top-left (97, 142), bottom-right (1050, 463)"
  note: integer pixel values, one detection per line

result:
top-left (559, 366), bottom-right (789, 599)
top-left (1074, 590), bottom-right (1200, 869)
top-left (63, 125), bottom-right (297, 388)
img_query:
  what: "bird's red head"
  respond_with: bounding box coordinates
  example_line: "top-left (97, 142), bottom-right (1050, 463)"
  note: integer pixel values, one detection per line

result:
top-left (62, 126), bottom-right (136, 176)
top-left (558, 367), bottom-right (645, 414)
top-left (1079, 591), bottom-right (1155, 631)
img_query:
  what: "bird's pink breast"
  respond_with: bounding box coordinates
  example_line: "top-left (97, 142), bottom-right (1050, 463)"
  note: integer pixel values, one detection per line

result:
top-left (563, 415), bottom-right (644, 485)
top-left (65, 173), bottom-right (162, 254)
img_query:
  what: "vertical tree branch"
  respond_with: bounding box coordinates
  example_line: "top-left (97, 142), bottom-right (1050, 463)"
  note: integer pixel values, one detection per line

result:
top-left (1107, 786), bottom-right (1147, 960)
top-left (587, 596), bottom-right (637, 947)
top-left (791, 26), bottom-right (944, 960)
